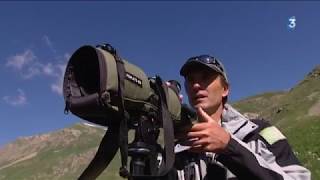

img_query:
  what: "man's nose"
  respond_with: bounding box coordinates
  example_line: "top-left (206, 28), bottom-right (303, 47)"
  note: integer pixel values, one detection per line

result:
top-left (191, 82), bottom-right (201, 91)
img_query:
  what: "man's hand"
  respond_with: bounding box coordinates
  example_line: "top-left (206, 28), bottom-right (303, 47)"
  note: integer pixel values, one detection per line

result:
top-left (187, 107), bottom-right (231, 153)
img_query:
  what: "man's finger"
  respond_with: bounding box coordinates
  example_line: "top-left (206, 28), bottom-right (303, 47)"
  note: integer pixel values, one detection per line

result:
top-left (187, 131), bottom-right (206, 138)
top-left (191, 137), bottom-right (209, 147)
top-left (197, 107), bottom-right (217, 123)
top-left (189, 122), bottom-right (206, 131)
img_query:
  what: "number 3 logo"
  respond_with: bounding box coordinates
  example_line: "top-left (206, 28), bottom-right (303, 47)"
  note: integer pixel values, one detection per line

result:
top-left (288, 16), bottom-right (296, 29)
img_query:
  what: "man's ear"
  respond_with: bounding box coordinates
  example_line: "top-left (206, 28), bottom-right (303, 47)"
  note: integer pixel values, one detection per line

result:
top-left (222, 83), bottom-right (229, 98)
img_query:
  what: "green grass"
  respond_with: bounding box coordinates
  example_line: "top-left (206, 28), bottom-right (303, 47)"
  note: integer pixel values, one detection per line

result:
top-left (0, 126), bottom-right (105, 180)
top-left (232, 74), bottom-right (320, 180)
top-left (282, 116), bottom-right (320, 179)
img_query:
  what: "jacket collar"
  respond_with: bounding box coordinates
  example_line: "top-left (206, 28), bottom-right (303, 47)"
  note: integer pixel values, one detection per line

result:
top-left (222, 104), bottom-right (258, 140)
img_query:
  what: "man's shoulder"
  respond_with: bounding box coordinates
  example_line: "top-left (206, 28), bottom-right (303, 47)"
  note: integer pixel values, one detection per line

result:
top-left (248, 118), bottom-right (287, 146)
top-left (250, 118), bottom-right (271, 129)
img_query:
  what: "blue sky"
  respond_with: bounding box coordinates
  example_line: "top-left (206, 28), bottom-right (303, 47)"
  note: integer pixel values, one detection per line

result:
top-left (1, 2), bottom-right (320, 146)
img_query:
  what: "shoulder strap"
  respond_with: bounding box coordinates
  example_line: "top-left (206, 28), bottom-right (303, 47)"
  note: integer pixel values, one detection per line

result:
top-left (114, 50), bottom-right (130, 178)
top-left (153, 76), bottom-right (175, 176)
top-left (78, 127), bottom-right (119, 180)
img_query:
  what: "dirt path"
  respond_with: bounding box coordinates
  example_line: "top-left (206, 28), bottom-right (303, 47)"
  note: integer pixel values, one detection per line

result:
top-left (308, 99), bottom-right (320, 116)
top-left (0, 152), bottom-right (37, 170)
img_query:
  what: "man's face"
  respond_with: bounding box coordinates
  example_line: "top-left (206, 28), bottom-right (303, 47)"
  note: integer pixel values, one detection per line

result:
top-left (184, 67), bottom-right (229, 115)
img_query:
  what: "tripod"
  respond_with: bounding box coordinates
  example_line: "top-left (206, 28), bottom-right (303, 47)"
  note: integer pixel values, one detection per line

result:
top-left (127, 114), bottom-right (161, 179)
top-left (78, 112), bottom-right (177, 180)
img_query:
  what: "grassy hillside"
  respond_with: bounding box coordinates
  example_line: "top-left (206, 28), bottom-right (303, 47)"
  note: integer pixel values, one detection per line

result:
top-left (233, 66), bottom-right (320, 179)
top-left (0, 124), bottom-right (111, 180)
top-left (0, 124), bottom-right (134, 180)
top-left (0, 66), bottom-right (319, 179)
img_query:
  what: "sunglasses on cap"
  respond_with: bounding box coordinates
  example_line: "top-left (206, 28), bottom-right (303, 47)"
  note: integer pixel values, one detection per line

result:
top-left (186, 55), bottom-right (225, 73)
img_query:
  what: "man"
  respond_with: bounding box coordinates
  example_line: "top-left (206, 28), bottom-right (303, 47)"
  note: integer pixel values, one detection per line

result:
top-left (174, 55), bottom-right (311, 180)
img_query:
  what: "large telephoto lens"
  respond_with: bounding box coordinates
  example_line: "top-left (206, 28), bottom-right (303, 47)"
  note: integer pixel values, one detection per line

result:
top-left (69, 46), bottom-right (100, 96)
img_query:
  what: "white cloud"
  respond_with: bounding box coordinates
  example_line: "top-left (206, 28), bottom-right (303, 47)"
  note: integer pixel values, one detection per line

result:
top-left (50, 63), bottom-right (67, 95)
top-left (6, 36), bottom-right (70, 96)
top-left (20, 62), bottom-right (58, 79)
top-left (42, 35), bottom-right (56, 54)
top-left (42, 63), bottom-right (56, 77)
top-left (3, 89), bottom-right (27, 106)
top-left (6, 50), bottom-right (36, 70)
top-left (22, 64), bottom-right (42, 79)
top-left (64, 53), bottom-right (71, 61)
top-left (51, 83), bottom-right (62, 95)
